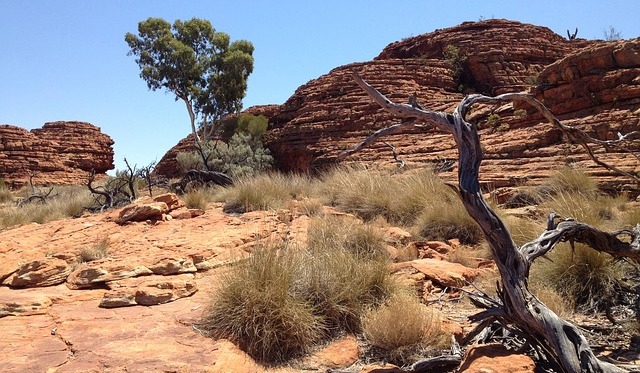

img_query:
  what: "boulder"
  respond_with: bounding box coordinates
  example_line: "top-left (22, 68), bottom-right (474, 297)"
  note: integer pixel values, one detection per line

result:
top-left (0, 121), bottom-right (114, 187)
top-left (0, 289), bottom-right (52, 317)
top-left (66, 260), bottom-right (153, 289)
top-left (410, 258), bottom-right (483, 287)
top-left (117, 201), bottom-right (169, 224)
top-left (99, 274), bottom-right (197, 308)
top-left (3, 258), bottom-right (72, 287)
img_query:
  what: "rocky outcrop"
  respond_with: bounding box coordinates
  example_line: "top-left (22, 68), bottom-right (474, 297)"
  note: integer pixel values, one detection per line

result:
top-left (155, 19), bottom-right (640, 192)
top-left (0, 121), bottom-right (114, 187)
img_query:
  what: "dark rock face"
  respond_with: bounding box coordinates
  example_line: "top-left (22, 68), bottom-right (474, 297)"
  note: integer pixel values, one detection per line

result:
top-left (0, 121), bottom-right (114, 187)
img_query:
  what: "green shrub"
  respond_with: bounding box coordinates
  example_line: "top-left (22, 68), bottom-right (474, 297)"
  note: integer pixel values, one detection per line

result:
top-left (177, 114), bottom-right (273, 178)
top-left (443, 44), bottom-right (468, 92)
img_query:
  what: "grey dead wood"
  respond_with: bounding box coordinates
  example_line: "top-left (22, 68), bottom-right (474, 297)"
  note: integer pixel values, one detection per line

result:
top-left (340, 72), bottom-right (639, 372)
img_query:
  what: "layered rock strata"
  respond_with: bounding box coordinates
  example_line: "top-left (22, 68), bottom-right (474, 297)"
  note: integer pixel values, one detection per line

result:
top-left (156, 19), bottom-right (640, 193)
top-left (0, 121), bottom-right (114, 187)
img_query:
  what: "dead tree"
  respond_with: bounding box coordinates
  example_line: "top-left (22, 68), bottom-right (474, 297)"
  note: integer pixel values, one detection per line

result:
top-left (170, 169), bottom-right (234, 194)
top-left (341, 72), bottom-right (639, 372)
top-left (16, 171), bottom-right (57, 206)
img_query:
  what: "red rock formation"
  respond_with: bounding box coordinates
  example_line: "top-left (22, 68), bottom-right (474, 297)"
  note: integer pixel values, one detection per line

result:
top-left (156, 19), bottom-right (640, 193)
top-left (0, 121), bottom-right (114, 187)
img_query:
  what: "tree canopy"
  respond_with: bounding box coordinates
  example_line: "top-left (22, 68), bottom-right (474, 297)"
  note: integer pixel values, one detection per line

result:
top-left (125, 17), bottom-right (254, 147)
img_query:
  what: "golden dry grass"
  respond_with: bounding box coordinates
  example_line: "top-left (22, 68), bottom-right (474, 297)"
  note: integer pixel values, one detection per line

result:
top-left (361, 291), bottom-right (449, 365)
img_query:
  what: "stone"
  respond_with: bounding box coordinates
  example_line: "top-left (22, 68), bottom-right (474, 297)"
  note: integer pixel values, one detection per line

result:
top-left (359, 363), bottom-right (404, 373)
top-left (116, 201), bottom-right (169, 224)
top-left (458, 343), bottom-right (535, 373)
top-left (383, 227), bottom-right (413, 245)
top-left (135, 274), bottom-right (198, 306)
top-left (152, 192), bottom-right (184, 210)
top-left (303, 335), bottom-right (360, 369)
top-left (0, 121), bottom-right (114, 187)
top-left (3, 258), bottom-right (72, 287)
top-left (0, 289), bottom-right (52, 317)
top-left (410, 258), bottom-right (483, 287)
top-left (169, 207), bottom-right (206, 219)
top-left (100, 274), bottom-right (198, 308)
top-left (147, 256), bottom-right (197, 275)
top-left (66, 260), bottom-right (153, 289)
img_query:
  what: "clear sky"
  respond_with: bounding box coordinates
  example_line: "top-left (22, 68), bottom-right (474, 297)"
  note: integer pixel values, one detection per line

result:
top-left (1, 1), bottom-right (639, 172)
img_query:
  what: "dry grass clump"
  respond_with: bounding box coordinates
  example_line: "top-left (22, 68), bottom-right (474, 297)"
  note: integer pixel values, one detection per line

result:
top-left (319, 165), bottom-right (449, 225)
top-left (200, 215), bottom-right (395, 364)
top-left (0, 186), bottom-right (95, 230)
top-left (361, 292), bottom-right (449, 365)
top-left (500, 214), bottom-right (546, 247)
top-left (199, 248), bottom-right (323, 363)
top-left (79, 237), bottom-right (110, 262)
top-left (214, 172), bottom-right (315, 212)
top-left (530, 283), bottom-right (574, 318)
top-left (181, 187), bottom-right (214, 210)
top-left (543, 166), bottom-right (599, 196)
top-left (0, 179), bottom-right (13, 204)
top-left (413, 197), bottom-right (483, 245)
top-left (539, 191), bottom-right (624, 229)
top-left (306, 215), bottom-right (387, 260)
top-left (446, 245), bottom-right (491, 268)
top-left (531, 243), bottom-right (627, 312)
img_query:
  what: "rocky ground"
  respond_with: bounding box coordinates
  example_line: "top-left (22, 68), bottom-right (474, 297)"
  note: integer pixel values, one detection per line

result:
top-left (1, 193), bottom-right (639, 372)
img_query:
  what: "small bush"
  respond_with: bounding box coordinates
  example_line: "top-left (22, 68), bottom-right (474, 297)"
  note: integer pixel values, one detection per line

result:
top-left (0, 179), bottom-right (12, 204)
top-left (531, 243), bottom-right (627, 311)
top-left (79, 237), bottom-right (110, 262)
top-left (200, 248), bottom-right (323, 363)
top-left (362, 292), bottom-right (448, 364)
top-left (215, 172), bottom-right (315, 212)
top-left (182, 188), bottom-right (214, 210)
top-left (320, 165), bottom-right (450, 226)
top-left (414, 198), bottom-right (483, 245)
top-left (200, 216), bottom-right (396, 364)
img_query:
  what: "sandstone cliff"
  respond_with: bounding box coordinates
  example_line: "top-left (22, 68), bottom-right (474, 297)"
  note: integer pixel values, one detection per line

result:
top-left (0, 121), bottom-right (114, 187)
top-left (156, 19), bottom-right (640, 192)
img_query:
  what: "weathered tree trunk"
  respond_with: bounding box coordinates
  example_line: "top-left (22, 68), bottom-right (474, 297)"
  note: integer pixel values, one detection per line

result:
top-left (342, 72), bottom-right (639, 372)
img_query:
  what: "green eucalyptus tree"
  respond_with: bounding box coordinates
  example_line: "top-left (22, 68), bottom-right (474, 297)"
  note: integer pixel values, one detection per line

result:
top-left (125, 17), bottom-right (254, 168)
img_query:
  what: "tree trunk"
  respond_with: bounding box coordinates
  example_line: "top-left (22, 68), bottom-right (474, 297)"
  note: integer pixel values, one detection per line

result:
top-left (343, 72), bottom-right (636, 372)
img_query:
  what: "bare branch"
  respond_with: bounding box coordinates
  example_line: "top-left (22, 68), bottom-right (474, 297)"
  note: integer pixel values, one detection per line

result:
top-left (349, 75), bottom-right (627, 372)
top-left (520, 216), bottom-right (640, 264)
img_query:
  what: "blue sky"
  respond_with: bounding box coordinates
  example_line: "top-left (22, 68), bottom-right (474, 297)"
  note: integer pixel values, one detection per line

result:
top-left (1, 1), bottom-right (639, 172)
